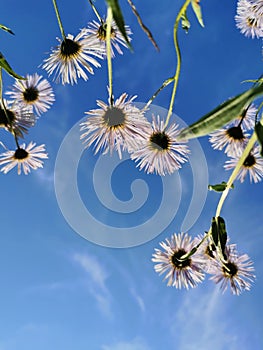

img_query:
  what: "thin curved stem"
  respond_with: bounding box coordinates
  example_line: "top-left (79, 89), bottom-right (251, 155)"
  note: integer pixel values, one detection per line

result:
top-left (164, 0), bottom-right (192, 129)
top-left (88, 0), bottom-right (103, 22)
top-left (106, 6), bottom-right (113, 105)
top-left (52, 0), bottom-right (66, 40)
top-left (215, 126), bottom-right (260, 218)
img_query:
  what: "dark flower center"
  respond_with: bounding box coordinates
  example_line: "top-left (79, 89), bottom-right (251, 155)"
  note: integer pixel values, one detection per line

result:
top-left (14, 148), bottom-right (29, 160)
top-left (61, 38), bottom-right (81, 57)
top-left (243, 153), bottom-right (256, 168)
top-left (222, 261), bottom-right (238, 278)
top-left (97, 23), bottom-right (116, 41)
top-left (150, 132), bottom-right (170, 150)
top-left (171, 249), bottom-right (191, 269)
top-left (226, 126), bottom-right (244, 140)
top-left (103, 107), bottom-right (125, 127)
top-left (23, 87), bottom-right (39, 102)
top-left (0, 108), bottom-right (15, 126)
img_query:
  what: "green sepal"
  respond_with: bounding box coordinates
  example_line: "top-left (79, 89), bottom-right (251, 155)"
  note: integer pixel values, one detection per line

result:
top-left (0, 52), bottom-right (24, 80)
top-left (0, 24), bottom-right (14, 35)
top-left (177, 83), bottom-right (263, 140)
top-left (181, 10), bottom-right (190, 33)
top-left (211, 216), bottom-right (227, 255)
top-left (255, 121), bottom-right (263, 157)
top-left (191, 0), bottom-right (204, 27)
top-left (208, 181), bottom-right (234, 192)
top-left (106, 0), bottom-right (132, 50)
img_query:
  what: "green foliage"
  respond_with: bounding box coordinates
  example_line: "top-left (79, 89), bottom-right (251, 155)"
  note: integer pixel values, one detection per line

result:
top-left (211, 216), bottom-right (227, 255)
top-left (177, 83), bottom-right (263, 140)
top-left (255, 120), bottom-right (263, 156)
top-left (0, 52), bottom-right (24, 80)
top-left (106, 0), bottom-right (132, 49)
top-left (191, 0), bottom-right (204, 27)
top-left (0, 24), bottom-right (14, 35)
top-left (181, 10), bottom-right (191, 33)
top-left (208, 182), bottom-right (234, 192)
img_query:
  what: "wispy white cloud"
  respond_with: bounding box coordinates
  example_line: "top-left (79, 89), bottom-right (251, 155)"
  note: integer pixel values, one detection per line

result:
top-left (130, 287), bottom-right (146, 313)
top-left (170, 287), bottom-right (243, 350)
top-left (101, 337), bottom-right (150, 350)
top-left (72, 252), bottom-right (112, 319)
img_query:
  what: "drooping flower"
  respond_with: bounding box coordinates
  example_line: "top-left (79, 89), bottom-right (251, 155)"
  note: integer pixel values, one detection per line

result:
top-left (0, 142), bottom-right (48, 175)
top-left (224, 145), bottom-right (263, 183)
top-left (80, 92), bottom-right (150, 158)
top-left (0, 100), bottom-right (36, 138)
top-left (209, 125), bottom-right (248, 157)
top-left (152, 233), bottom-right (206, 289)
top-left (130, 115), bottom-right (189, 176)
top-left (6, 73), bottom-right (55, 116)
top-left (209, 244), bottom-right (255, 295)
top-left (235, 0), bottom-right (263, 38)
top-left (42, 31), bottom-right (103, 85)
top-left (84, 19), bottom-right (132, 58)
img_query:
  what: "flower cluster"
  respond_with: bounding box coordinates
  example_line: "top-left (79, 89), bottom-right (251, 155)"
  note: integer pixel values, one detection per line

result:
top-left (209, 105), bottom-right (263, 183)
top-left (0, 73), bottom-right (54, 175)
top-left (80, 92), bottom-right (190, 175)
top-left (152, 231), bottom-right (255, 295)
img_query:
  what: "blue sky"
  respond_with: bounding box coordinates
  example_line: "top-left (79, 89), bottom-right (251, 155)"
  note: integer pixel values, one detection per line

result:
top-left (1, 1), bottom-right (263, 349)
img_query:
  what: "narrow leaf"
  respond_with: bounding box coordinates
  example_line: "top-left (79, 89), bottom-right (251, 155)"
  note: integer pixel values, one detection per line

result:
top-left (211, 216), bottom-right (227, 255)
top-left (191, 0), bottom-right (204, 27)
top-left (255, 121), bottom-right (263, 156)
top-left (106, 0), bottom-right (132, 50)
top-left (0, 52), bottom-right (24, 79)
top-left (181, 10), bottom-right (191, 33)
top-left (211, 217), bottom-right (219, 247)
top-left (0, 24), bottom-right (14, 35)
top-left (177, 83), bottom-right (263, 140)
top-left (208, 181), bottom-right (234, 192)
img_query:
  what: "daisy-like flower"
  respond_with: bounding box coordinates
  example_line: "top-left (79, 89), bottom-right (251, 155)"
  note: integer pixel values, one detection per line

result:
top-left (209, 124), bottom-right (248, 157)
top-left (42, 31), bottom-right (103, 85)
top-left (152, 233), bottom-right (206, 289)
top-left (6, 73), bottom-right (55, 116)
top-left (224, 145), bottom-right (263, 183)
top-left (0, 142), bottom-right (48, 175)
top-left (130, 115), bottom-right (189, 176)
top-left (84, 19), bottom-right (132, 58)
top-left (0, 100), bottom-right (36, 138)
top-left (235, 0), bottom-right (263, 38)
top-left (234, 104), bottom-right (257, 131)
top-left (209, 244), bottom-right (255, 295)
top-left (80, 92), bottom-right (150, 158)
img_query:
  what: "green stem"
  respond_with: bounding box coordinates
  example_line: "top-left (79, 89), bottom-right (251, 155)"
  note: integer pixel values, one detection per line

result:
top-left (144, 77), bottom-right (174, 111)
top-left (88, 0), bottom-right (102, 22)
top-left (215, 125), bottom-right (261, 218)
top-left (106, 6), bottom-right (113, 105)
top-left (52, 0), bottom-right (66, 40)
top-left (0, 68), bottom-right (19, 148)
top-left (164, 0), bottom-right (192, 129)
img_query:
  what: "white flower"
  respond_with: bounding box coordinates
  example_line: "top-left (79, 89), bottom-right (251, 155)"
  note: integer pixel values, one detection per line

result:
top-left (235, 0), bottom-right (263, 38)
top-left (224, 145), bottom-right (263, 183)
top-left (209, 244), bottom-right (255, 295)
top-left (42, 31), bottom-right (103, 85)
top-left (130, 115), bottom-right (190, 176)
top-left (80, 92), bottom-right (150, 158)
top-left (6, 73), bottom-right (55, 116)
top-left (84, 19), bottom-right (132, 58)
top-left (0, 100), bottom-right (36, 138)
top-left (152, 233), bottom-right (206, 289)
top-left (0, 142), bottom-right (48, 175)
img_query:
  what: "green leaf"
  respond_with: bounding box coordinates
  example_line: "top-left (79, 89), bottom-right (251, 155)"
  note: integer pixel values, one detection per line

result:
top-left (211, 216), bottom-right (227, 255)
top-left (181, 10), bottom-right (190, 33)
top-left (208, 181), bottom-right (234, 192)
top-left (0, 52), bottom-right (24, 79)
top-left (191, 0), bottom-right (204, 27)
top-left (177, 83), bottom-right (263, 140)
top-left (0, 24), bottom-right (14, 35)
top-left (255, 121), bottom-right (263, 157)
top-left (106, 0), bottom-right (132, 50)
